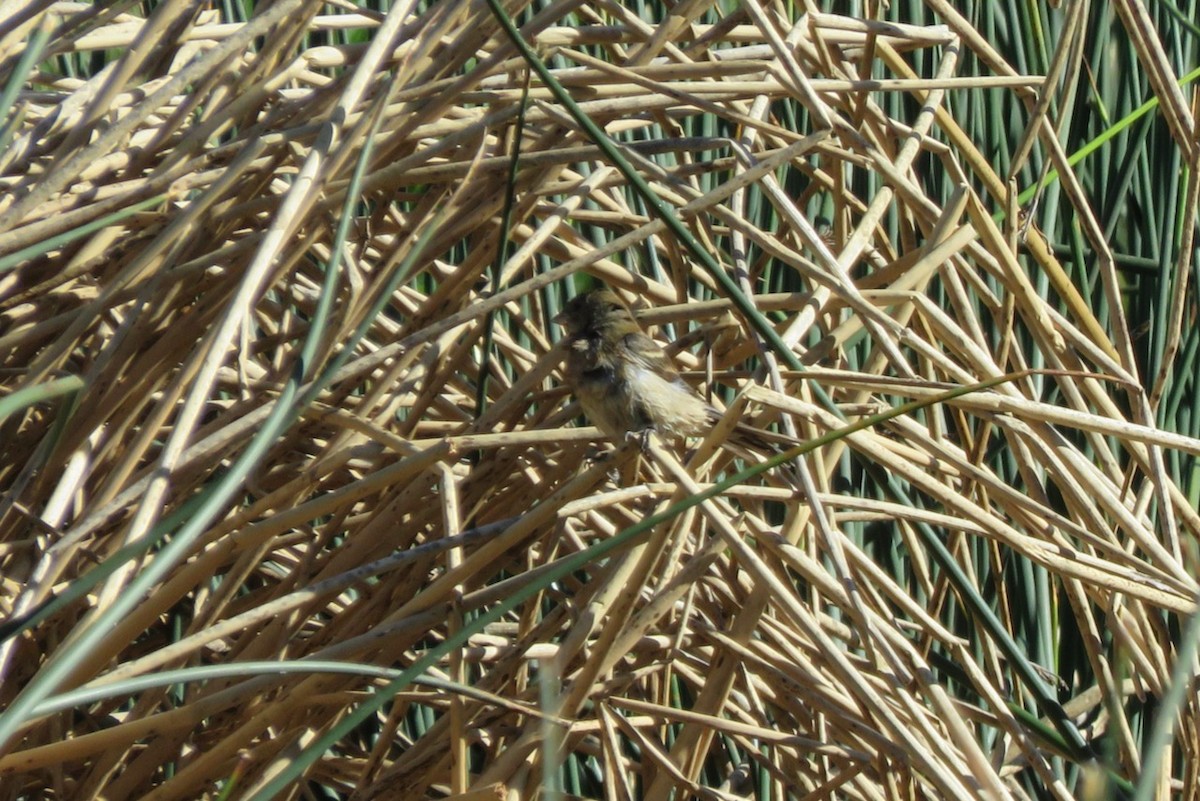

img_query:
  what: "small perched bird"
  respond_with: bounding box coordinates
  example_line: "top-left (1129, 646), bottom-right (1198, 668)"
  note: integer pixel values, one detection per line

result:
top-left (553, 287), bottom-right (793, 455)
top-left (555, 288), bottom-right (711, 443)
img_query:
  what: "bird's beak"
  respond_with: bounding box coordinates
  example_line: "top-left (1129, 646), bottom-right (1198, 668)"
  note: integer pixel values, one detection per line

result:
top-left (552, 310), bottom-right (568, 326)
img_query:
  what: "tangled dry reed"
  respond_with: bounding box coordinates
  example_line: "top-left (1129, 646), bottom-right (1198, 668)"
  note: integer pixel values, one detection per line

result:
top-left (1, 1), bottom-right (1198, 799)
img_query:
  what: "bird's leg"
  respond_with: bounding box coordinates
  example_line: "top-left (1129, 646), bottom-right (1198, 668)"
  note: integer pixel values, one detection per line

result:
top-left (626, 428), bottom-right (654, 453)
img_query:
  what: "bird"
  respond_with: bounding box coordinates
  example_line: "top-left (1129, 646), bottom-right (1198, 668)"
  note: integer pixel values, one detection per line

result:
top-left (553, 287), bottom-right (796, 456)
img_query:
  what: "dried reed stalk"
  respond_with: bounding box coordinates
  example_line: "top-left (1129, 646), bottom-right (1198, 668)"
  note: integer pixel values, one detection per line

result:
top-left (0, 2), bottom-right (1195, 799)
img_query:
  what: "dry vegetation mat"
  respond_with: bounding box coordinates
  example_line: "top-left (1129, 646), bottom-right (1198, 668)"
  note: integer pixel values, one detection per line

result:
top-left (1, 1), bottom-right (1198, 799)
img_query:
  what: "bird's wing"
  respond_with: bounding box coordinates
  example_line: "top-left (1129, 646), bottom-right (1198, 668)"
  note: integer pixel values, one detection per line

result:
top-left (619, 331), bottom-right (685, 383)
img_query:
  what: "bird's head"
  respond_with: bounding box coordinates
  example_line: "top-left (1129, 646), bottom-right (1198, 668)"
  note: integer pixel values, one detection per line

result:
top-left (552, 289), bottom-right (634, 336)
